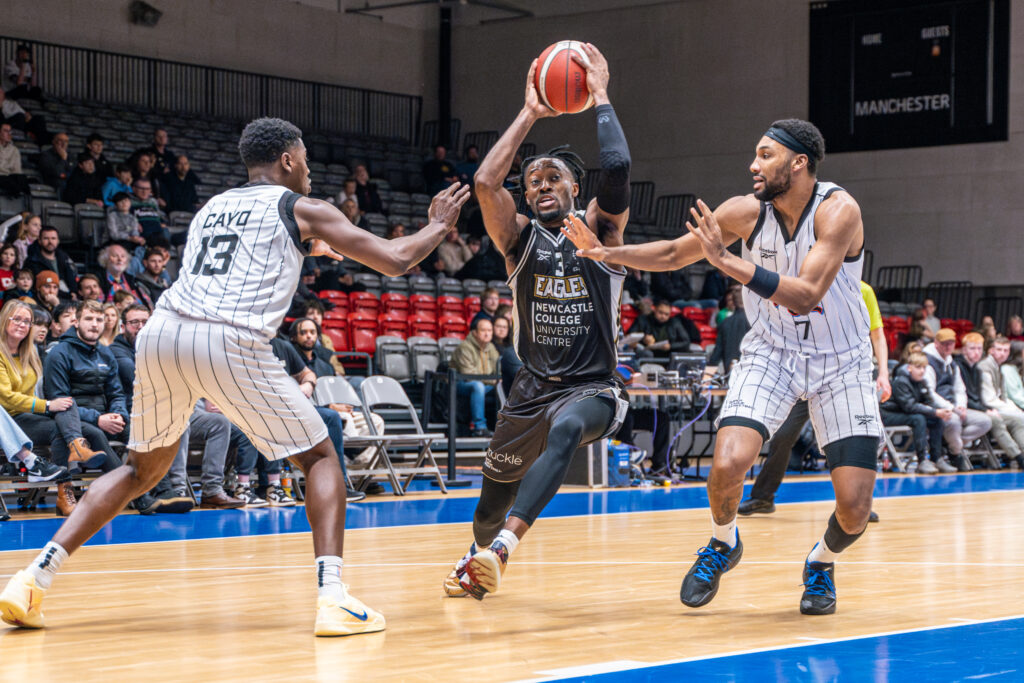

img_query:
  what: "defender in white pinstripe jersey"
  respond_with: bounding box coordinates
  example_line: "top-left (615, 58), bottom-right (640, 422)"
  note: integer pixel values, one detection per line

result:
top-left (565, 119), bottom-right (880, 617)
top-left (0, 118), bottom-right (470, 637)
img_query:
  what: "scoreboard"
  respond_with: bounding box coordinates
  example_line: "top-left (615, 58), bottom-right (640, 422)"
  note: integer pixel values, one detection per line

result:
top-left (809, 0), bottom-right (1009, 153)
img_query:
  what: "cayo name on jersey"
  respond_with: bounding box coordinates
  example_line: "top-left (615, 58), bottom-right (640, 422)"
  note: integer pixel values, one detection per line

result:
top-left (201, 209), bottom-right (252, 230)
top-left (533, 274), bottom-right (589, 300)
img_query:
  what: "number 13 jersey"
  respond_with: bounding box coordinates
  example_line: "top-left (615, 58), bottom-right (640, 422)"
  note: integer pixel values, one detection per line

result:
top-left (740, 181), bottom-right (869, 355)
top-left (159, 183), bottom-right (309, 338)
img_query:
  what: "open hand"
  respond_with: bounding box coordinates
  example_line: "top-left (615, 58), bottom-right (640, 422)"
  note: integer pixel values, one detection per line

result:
top-left (428, 181), bottom-right (472, 229)
top-left (309, 239), bottom-right (344, 262)
top-left (561, 213), bottom-right (607, 261)
top-left (572, 43), bottom-right (610, 104)
top-left (686, 199), bottom-right (728, 269)
top-left (525, 59), bottom-right (560, 119)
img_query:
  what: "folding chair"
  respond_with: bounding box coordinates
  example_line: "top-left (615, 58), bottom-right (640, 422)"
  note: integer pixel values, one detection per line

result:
top-left (878, 425), bottom-right (915, 473)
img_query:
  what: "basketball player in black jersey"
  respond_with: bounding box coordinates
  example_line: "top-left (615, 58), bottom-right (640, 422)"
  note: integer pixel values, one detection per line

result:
top-left (443, 43), bottom-right (633, 600)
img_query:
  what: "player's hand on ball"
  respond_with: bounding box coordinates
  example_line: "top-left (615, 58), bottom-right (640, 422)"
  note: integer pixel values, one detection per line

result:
top-left (686, 199), bottom-right (728, 269)
top-left (309, 239), bottom-right (344, 262)
top-left (525, 59), bottom-right (559, 118)
top-left (573, 43), bottom-right (609, 102)
top-left (428, 181), bottom-right (472, 228)
top-left (561, 213), bottom-right (606, 261)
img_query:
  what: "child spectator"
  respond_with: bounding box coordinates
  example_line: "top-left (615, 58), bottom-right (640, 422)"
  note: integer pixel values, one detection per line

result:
top-left (101, 164), bottom-right (133, 207)
top-left (62, 152), bottom-right (105, 206)
top-left (11, 213), bottom-right (40, 266)
top-left (112, 289), bottom-right (135, 314)
top-left (106, 192), bottom-right (145, 249)
top-left (2, 269), bottom-right (35, 304)
top-left (881, 351), bottom-right (949, 473)
top-left (0, 244), bottom-right (17, 291)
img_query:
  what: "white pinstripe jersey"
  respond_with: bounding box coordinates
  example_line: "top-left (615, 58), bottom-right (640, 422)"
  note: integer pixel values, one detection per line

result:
top-left (741, 181), bottom-right (869, 355)
top-left (158, 183), bottom-right (308, 338)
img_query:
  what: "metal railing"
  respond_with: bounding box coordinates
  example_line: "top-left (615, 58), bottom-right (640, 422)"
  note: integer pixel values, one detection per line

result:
top-left (1, 36), bottom-right (422, 143)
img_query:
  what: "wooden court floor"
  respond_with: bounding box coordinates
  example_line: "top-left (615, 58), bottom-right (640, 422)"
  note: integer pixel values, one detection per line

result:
top-left (1, 486), bottom-right (1022, 681)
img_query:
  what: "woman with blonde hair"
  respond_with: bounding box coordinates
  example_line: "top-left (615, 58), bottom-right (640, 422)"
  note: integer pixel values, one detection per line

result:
top-left (0, 300), bottom-right (100, 515)
top-left (98, 302), bottom-right (120, 346)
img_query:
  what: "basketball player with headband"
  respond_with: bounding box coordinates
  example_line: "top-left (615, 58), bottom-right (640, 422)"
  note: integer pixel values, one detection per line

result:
top-left (565, 119), bottom-right (880, 615)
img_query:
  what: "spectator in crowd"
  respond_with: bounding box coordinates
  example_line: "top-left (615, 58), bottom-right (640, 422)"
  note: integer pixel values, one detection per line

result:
top-left (134, 248), bottom-right (170, 304)
top-left (493, 303), bottom-right (513, 323)
top-left (37, 132), bottom-right (72, 193)
top-left (108, 304), bottom-right (147, 412)
top-left (128, 149), bottom-right (164, 207)
top-left (980, 316), bottom-right (998, 344)
top-left (101, 164), bottom-right (133, 207)
top-left (0, 123), bottom-right (29, 197)
top-left (106, 191), bottom-right (146, 252)
top-left (633, 300), bottom-right (693, 362)
top-left (302, 300), bottom-right (346, 375)
top-left (131, 177), bottom-right (169, 245)
top-left (98, 302), bottom-right (119, 346)
top-left (290, 318), bottom-right (336, 377)
top-left (3, 269), bottom-right (36, 304)
top-left (314, 250), bottom-right (361, 293)
top-left (385, 223), bottom-right (405, 240)
top-left (436, 230), bottom-right (473, 277)
top-left (0, 244), bottom-right (16, 291)
top-left (714, 289), bottom-right (736, 326)
top-left (881, 351), bottom-right (947, 473)
top-left (650, 269), bottom-right (693, 308)
top-left (1006, 315), bottom-right (1024, 343)
top-left (922, 298), bottom-right (941, 334)
top-left (334, 178), bottom-right (358, 207)
top-left (112, 289), bottom-right (135, 314)
top-left (924, 328), bottom-right (992, 472)
top-left (491, 314), bottom-right (521, 390)
top-left (43, 300), bottom-right (163, 513)
top-left (0, 300), bottom-right (105, 515)
top-left (1003, 348), bottom-right (1024, 412)
top-left (352, 164), bottom-right (384, 214)
top-left (33, 270), bottom-right (62, 314)
top-left (451, 317), bottom-right (499, 437)
top-left (954, 331), bottom-right (1016, 470)
top-left (162, 154), bottom-right (200, 213)
top-left (909, 307), bottom-right (936, 343)
top-left (977, 335), bottom-right (1024, 469)
top-left (455, 238), bottom-right (505, 281)
top-left (0, 405), bottom-right (67, 484)
top-left (162, 399), bottom-right (242, 510)
top-left (503, 152), bottom-right (523, 190)
top-left (456, 144), bottom-right (480, 186)
top-left (84, 133), bottom-right (112, 180)
top-left (0, 89), bottom-right (50, 145)
top-left (4, 45), bottom-right (44, 102)
top-left (423, 145), bottom-right (458, 194)
top-left (46, 301), bottom-right (76, 350)
top-left (62, 152), bottom-right (105, 206)
top-left (24, 225), bottom-right (76, 295)
top-left (31, 306), bottom-right (50, 356)
top-left (623, 267), bottom-right (648, 304)
top-left (707, 286), bottom-right (749, 380)
top-left (699, 269), bottom-right (729, 305)
top-left (77, 273), bottom-right (103, 303)
top-left (470, 287), bottom-right (501, 329)
top-left (11, 212), bottom-right (40, 265)
top-left (457, 188), bottom-right (485, 238)
top-left (96, 244), bottom-right (152, 309)
top-left (340, 198), bottom-right (368, 230)
top-left (144, 128), bottom-right (176, 176)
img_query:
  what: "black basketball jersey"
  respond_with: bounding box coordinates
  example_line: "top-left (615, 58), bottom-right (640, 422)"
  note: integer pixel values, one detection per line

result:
top-left (508, 211), bottom-right (625, 382)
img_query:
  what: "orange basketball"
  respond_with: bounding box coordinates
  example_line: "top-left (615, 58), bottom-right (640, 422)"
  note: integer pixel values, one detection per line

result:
top-left (534, 41), bottom-right (594, 114)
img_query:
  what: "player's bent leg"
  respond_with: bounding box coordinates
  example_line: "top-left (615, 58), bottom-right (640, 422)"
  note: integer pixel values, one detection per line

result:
top-left (680, 424), bottom-right (764, 608)
top-left (288, 440), bottom-right (384, 637)
top-left (1, 440), bottom-right (181, 630)
top-left (444, 476), bottom-right (520, 598)
top-left (801, 437), bottom-right (877, 616)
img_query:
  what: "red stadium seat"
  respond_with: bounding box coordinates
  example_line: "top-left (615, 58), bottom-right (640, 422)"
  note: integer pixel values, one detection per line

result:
top-left (438, 295), bottom-right (464, 317)
top-left (410, 294), bottom-right (437, 321)
top-left (620, 304), bottom-right (638, 333)
top-left (682, 306), bottom-right (712, 324)
top-left (408, 314), bottom-right (438, 339)
top-left (378, 313), bottom-right (409, 339)
top-left (439, 314), bottom-right (468, 339)
top-left (324, 309), bottom-right (347, 321)
top-left (349, 291), bottom-right (380, 317)
top-left (319, 290), bottom-right (347, 302)
top-left (463, 295), bottom-right (481, 319)
top-left (499, 297), bottom-right (513, 309)
top-left (323, 326), bottom-right (349, 352)
top-left (349, 317), bottom-right (379, 354)
top-left (671, 306), bottom-right (683, 318)
top-left (696, 323), bottom-right (717, 348)
top-left (381, 292), bottom-right (410, 317)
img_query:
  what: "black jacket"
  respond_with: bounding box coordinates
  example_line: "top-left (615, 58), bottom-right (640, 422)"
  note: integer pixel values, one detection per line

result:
top-left (650, 270), bottom-right (692, 303)
top-left (24, 242), bottom-right (77, 292)
top-left (62, 168), bottom-right (104, 206)
top-left (709, 309), bottom-right (749, 373)
top-left (43, 329), bottom-right (128, 423)
top-left (885, 366), bottom-right (938, 417)
top-left (954, 356), bottom-right (989, 412)
top-left (109, 333), bottom-right (136, 412)
top-left (134, 272), bottom-right (170, 305)
top-left (633, 314), bottom-right (692, 356)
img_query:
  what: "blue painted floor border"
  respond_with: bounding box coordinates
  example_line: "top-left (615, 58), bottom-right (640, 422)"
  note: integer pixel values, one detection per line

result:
top-left (1, 471), bottom-right (1022, 552)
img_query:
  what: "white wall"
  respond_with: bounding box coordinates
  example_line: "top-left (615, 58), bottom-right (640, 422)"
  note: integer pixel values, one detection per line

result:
top-left (451, 0), bottom-right (1024, 286)
top-left (7, 0), bottom-right (434, 98)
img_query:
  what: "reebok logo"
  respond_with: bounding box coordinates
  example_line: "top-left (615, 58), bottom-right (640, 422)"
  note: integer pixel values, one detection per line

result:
top-left (727, 399), bottom-right (748, 409)
top-left (855, 414), bottom-right (875, 426)
top-left (759, 248), bottom-right (777, 259)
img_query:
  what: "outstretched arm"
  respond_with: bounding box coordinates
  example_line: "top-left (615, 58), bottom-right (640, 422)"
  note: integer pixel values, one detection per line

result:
top-left (296, 183), bottom-right (470, 277)
top-left (475, 59), bottom-right (559, 258)
top-left (686, 194), bottom-right (863, 316)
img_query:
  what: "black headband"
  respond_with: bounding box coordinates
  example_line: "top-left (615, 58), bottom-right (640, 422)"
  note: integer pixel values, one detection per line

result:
top-left (765, 126), bottom-right (815, 159)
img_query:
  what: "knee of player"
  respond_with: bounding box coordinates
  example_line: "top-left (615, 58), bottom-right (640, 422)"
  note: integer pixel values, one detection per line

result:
top-left (835, 501), bottom-right (871, 531)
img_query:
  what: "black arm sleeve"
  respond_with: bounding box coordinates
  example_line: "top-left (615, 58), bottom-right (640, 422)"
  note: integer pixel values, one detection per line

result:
top-left (594, 104), bottom-right (631, 215)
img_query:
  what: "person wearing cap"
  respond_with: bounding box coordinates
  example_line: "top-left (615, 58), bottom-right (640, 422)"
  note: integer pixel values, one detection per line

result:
top-left (33, 270), bottom-right (62, 314)
top-left (923, 328), bottom-right (992, 472)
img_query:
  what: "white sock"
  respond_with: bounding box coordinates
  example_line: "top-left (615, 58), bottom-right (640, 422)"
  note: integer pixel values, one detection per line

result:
top-left (491, 529), bottom-right (520, 556)
top-left (18, 451), bottom-right (36, 468)
top-left (807, 538), bottom-right (839, 564)
top-left (268, 474), bottom-right (281, 485)
top-left (27, 542), bottom-right (68, 590)
top-left (316, 555), bottom-right (345, 602)
top-left (711, 516), bottom-right (737, 548)
top-left (237, 474), bottom-right (251, 485)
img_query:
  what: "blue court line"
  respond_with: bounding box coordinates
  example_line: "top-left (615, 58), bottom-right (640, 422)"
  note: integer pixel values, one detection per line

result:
top-left (540, 615), bottom-right (1024, 682)
top-left (1, 471), bottom-right (1021, 552)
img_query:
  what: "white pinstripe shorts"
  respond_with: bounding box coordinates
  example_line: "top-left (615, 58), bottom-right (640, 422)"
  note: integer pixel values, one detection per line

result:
top-left (127, 310), bottom-right (329, 459)
top-left (716, 335), bottom-right (882, 449)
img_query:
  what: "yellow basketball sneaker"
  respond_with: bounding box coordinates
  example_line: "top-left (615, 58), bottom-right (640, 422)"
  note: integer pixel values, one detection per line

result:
top-left (314, 587), bottom-right (385, 637)
top-left (0, 570), bottom-right (46, 629)
top-left (461, 543), bottom-right (509, 601)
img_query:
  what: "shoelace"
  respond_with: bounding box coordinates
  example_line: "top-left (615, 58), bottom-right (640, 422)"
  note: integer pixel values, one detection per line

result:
top-left (692, 545), bottom-right (731, 583)
top-left (803, 566), bottom-right (835, 595)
